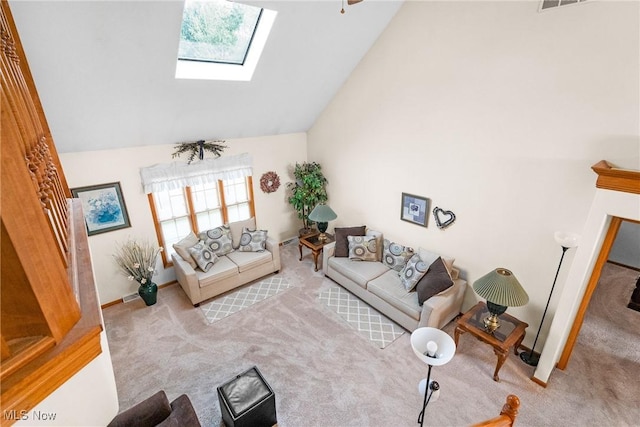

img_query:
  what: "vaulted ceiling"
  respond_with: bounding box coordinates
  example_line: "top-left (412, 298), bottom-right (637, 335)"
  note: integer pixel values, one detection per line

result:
top-left (11, 0), bottom-right (404, 153)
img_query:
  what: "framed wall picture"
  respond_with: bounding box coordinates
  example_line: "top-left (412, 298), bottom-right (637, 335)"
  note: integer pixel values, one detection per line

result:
top-left (71, 182), bottom-right (131, 236)
top-left (400, 193), bottom-right (429, 227)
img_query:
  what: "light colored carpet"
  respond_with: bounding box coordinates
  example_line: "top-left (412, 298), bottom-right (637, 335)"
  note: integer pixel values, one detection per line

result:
top-left (319, 284), bottom-right (404, 349)
top-left (200, 276), bottom-right (293, 324)
top-left (103, 247), bottom-right (640, 427)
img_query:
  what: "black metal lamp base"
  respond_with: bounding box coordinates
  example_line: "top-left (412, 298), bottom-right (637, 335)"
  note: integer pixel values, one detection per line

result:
top-left (417, 364), bottom-right (434, 427)
top-left (519, 350), bottom-right (540, 366)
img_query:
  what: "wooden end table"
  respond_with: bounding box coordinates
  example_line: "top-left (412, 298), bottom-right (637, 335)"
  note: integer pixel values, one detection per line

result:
top-left (298, 233), bottom-right (334, 272)
top-left (454, 302), bottom-right (528, 382)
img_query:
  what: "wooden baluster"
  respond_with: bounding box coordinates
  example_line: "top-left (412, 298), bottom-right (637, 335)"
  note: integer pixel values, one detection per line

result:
top-left (43, 139), bottom-right (70, 229)
top-left (37, 140), bottom-right (69, 265)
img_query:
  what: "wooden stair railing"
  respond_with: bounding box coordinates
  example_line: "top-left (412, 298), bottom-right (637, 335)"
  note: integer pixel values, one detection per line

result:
top-left (471, 394), bottom-right (520, 427)
top-left (1, 2), bottom-right (103, 424)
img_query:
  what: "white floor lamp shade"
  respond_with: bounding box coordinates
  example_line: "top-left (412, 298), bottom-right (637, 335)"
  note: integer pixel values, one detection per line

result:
top-left (411, 327), bottom-right (456, 366)
top-left (554, 231), bottom-right (580, 249)
top-left (411, 327), bottom-right (456, 427)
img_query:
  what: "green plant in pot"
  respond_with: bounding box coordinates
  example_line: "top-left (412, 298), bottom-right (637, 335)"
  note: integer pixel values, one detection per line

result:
top-left (287, 162), bottom-right (328, 236)
top-left (114, 239), bottom-right (163, 306)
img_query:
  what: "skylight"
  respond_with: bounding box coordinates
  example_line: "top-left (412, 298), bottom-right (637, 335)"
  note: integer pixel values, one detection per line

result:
top-left (176, 0), bottom-right (276, 81)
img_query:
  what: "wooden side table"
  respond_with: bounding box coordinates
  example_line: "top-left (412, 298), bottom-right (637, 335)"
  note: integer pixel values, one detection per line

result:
top-left (454, 302), bottom-right (528, 382)
top-left (298, 233), bottom-right (334, 272)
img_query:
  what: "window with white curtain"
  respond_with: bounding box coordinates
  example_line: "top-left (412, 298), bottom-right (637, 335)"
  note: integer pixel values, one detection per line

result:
top-left (140, 153), bottom-right (254, 266)
top-left (149, 177), bottom-right (254, 266)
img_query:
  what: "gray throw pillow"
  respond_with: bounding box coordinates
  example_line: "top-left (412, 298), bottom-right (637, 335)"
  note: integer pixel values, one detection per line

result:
top-left (334, 226), bottom-right (366, 257)
top-left (188, 240), bottom-right (218, 272)
top-left (416, 257), bottom-right (454, 305)
top-left (400, 253), bottom-right (429, 291)
top-left (347, 235), bottom-right (378, 261)
top-left (382, 239), bottom-right (414, 272)
top-left (229, 217), bottom-right (256, 248)
top-left (199, 225), bottom-right (234, 256)
top-left (237, 227), bottom-right (268, 252)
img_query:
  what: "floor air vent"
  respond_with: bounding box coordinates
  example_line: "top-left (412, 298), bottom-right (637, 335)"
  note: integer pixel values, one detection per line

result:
top-left (122, 293), bottom-right (140, 303)
top-left (540, 0), bottom-right (587, 11)
top-left (282, 238), bottom-right (298, 246)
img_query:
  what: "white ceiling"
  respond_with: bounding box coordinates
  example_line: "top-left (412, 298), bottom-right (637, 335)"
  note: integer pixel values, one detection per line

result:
top-left (10, 0), bottom-right (404, 153)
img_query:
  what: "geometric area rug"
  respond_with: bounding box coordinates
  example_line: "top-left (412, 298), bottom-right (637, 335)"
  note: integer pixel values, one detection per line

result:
top-left (200, 276), bottom-right (292, 324)
top-left (319, 284), bottom-right (405, 349)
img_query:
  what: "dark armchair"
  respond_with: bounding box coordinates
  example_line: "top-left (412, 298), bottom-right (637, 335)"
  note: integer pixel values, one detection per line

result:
top-left (107, 390), bottom-right (201, 427)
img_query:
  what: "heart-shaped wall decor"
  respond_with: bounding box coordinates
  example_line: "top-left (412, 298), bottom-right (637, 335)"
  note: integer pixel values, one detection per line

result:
top-left (433, 207), bottom-right (456, 229)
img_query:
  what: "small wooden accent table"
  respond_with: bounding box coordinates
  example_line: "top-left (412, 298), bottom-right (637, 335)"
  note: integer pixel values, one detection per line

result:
top-left (298, 233), bottom-right (334, 272)
top-left (454, 302), bottom-right (528, 382)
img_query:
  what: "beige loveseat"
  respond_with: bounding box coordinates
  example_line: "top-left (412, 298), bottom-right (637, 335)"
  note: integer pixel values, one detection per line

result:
top-left (172, 218), bottom-right (281, 306)
top-left (322, 229), bottom-right (466, 331)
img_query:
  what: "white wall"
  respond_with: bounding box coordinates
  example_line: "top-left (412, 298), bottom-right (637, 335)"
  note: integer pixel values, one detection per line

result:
top-left (61, 133), bottom-right (307, 305)
top-left (308, 0), bottom-right (639, 358)
top-left (15, 332), bottom-right (119, 427)
top-left (609, 220), bottom-right (640, 268)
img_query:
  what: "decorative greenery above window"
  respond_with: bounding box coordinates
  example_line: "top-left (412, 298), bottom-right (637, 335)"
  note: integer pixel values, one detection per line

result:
top-left (179, 0), bottom-right (262, 65)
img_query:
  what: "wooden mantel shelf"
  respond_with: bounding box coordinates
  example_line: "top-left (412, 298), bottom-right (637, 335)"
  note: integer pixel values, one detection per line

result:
top-left (591, 160), bottom-right (640, 195)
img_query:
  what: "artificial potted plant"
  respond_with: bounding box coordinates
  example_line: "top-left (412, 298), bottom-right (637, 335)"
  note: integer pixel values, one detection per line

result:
top-left (287, 162), bottom-right (328, 236)
top-left (114, 238), bottom-right (163, 306)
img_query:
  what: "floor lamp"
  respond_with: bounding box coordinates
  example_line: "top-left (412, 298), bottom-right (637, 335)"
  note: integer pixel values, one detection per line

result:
top-left (520, 231), bottom-right (580, 367)
top-left (410, 327), bottom-right (456, 427)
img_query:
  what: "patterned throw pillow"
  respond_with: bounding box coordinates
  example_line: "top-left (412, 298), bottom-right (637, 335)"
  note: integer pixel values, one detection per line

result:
top-left (382, 239), bottom-right (415, 272)
top-left (416, 257), bottom-right (454, 305)
top-left (366, 231), bottom-right (384, 262)
top-left (188, 240), bottom-right (218, 272)
top-left (229, 217), bottom-right (257, 248)
top-left (237, 227), bottom-right (268, 252)
top-left (399, 253), bottom-right (429, 291)
top-left (200, 225), bottom-right (234, 256)
top-left (347, 235), bottom-right (378, 261)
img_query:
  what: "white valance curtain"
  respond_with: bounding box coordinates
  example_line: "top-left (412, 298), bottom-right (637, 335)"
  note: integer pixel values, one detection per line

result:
top-left (140, 153), bottom-right (252, 194)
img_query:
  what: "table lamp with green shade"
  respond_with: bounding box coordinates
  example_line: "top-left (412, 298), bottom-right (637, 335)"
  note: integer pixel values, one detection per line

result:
top-left (307, 204), bottom-right (337, 241)
top-left (472, 268), bottom-right (529, 333)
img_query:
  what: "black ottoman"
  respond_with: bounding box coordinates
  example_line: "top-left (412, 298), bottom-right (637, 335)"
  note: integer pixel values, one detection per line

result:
top-left (217, 366), bottom-right (277, 427)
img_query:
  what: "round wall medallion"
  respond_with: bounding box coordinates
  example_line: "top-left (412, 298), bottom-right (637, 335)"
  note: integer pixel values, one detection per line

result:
top-left (260, 171), bottom-right (280, 193)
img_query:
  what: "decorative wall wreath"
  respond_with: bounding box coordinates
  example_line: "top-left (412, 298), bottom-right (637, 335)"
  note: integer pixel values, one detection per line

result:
top-left (260, 171), bottom-right (280, 193)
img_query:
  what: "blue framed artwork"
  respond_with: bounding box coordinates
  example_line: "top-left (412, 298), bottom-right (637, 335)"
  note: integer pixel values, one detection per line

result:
top-left (401, 193), bottom-right (429, 227)
top-left (71, 182), bottom-right (131, 236)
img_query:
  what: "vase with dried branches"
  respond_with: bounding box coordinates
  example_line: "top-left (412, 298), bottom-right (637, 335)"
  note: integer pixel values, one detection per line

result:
top-left (114, 239), bottom-right (163, 306)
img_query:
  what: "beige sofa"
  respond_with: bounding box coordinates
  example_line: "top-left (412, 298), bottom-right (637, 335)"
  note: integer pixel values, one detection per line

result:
top-left (322, 232), bottom-right (466, 331)
top-left (172, 218), bottom-right (281, 306)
